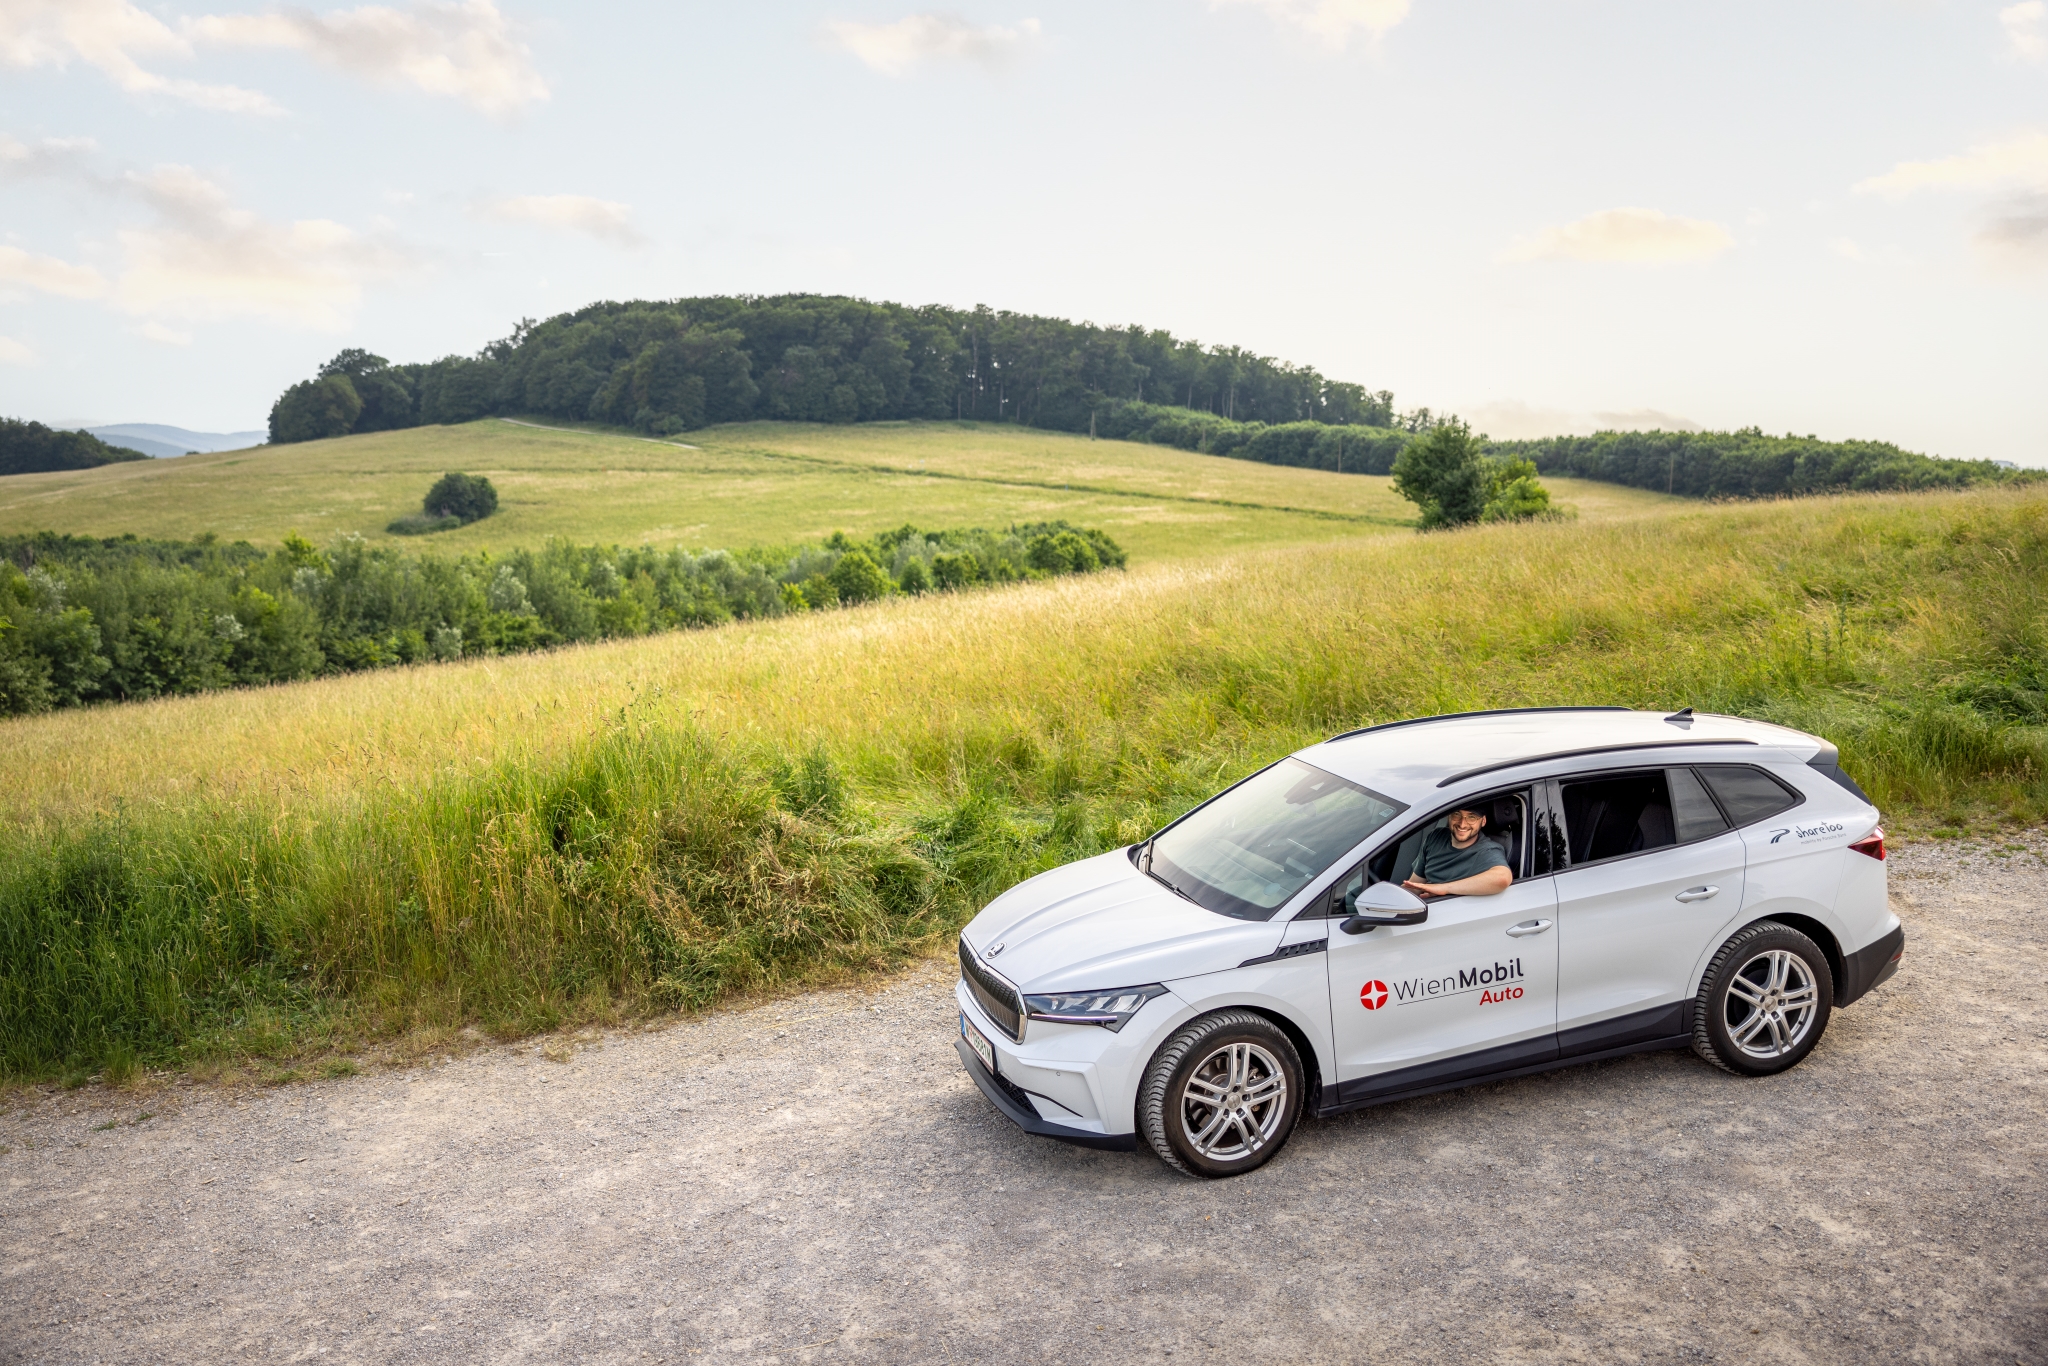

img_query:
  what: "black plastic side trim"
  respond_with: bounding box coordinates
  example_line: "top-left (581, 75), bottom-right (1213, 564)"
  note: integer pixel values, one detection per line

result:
top-left (1315, 1035), bottom-right (1693, 1118)
top-left (1558, 1001), bottom-right (1691, 1059)
top-left (1332, 1034), bottom-right (1561, 1107)
top-left (1837, 925), bottom-right (1905, 1007)
top-left (1437, 738), bottom-right (1759, 789)
top-left (1238, 939), bottom-right (1328, 968)
top-left (1327, 706), bottom-right (1629, 744)
top-left (953, 1038), bottom-right (1139, 1151)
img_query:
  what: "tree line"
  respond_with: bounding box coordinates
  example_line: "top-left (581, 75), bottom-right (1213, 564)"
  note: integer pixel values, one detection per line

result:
top-left (0, 419), bottom-right (148, 477)
top-left (268, 295), bottom-right (1402, 444)
top-left (0, 521), bottom-right (1125, 717)
top-left (1498, 428), bottom-right (2028, 499)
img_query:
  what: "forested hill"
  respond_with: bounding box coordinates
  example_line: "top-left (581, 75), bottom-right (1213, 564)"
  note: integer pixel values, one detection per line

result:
top-left (267, 294), bottom-right (1400, 444)
top-left (1, 419), bottom-right (149, 477)
top-left (264, 292), bottom-right (2025, 500)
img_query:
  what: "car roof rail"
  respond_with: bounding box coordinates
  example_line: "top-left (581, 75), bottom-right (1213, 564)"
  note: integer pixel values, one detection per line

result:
top-left (1325, 706), bottom-right (1631, 745)
top-left (1435, 737), bottom-right (1760, 788)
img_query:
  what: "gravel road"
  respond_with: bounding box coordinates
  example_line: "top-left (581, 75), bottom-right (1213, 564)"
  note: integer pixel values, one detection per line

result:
top-left (5, 840), bottom-right (2046, 1365)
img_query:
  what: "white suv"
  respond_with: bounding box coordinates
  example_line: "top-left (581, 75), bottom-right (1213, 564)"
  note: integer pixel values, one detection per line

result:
top-left (954, 708), bottom-right (1903, 1178)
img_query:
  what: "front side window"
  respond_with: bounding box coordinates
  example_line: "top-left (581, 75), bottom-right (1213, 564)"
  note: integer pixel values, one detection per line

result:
top-left (1149, 758), bottom-right (1406, 920)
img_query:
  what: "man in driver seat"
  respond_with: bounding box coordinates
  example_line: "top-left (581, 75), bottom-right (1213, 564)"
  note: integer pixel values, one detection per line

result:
top-left (1402, 803), bottom-right (1513, 899)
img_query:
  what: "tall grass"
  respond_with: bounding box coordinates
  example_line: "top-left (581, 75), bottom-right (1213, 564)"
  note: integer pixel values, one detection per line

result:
top-left (4, 486), bottom-right (2045, 1078)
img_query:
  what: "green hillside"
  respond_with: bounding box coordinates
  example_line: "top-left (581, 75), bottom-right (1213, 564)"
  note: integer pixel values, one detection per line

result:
top-left (4, 482), bottom-right (2045, 1079)
top-left (0, 416), bottom-right (1671, 562)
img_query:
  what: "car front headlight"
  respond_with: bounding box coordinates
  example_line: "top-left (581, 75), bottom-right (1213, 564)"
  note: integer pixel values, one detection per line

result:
top-left (1021, 984), bottom-right (1168, 1032)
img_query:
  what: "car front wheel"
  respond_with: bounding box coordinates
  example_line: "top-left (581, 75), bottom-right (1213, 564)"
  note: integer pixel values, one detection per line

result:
top-left (1692, 920), bottom-right (1834, 1076)
top-left (1139, 1010), bottom-right (1304, 1178)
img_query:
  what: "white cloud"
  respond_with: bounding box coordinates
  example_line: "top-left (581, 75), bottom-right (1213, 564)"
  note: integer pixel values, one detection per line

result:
top-left (1978, 190), bottom-right (2048, 269)
top-left (479, 194), bottom-right (642, 245)
top-left (1829, 237), bottom-right (1870, 262)
top-left (1465, 400), bottom-right (1702, 440)
top-left (1592, 408), bottom-right (1702, 433)
top-left (0, 243), bottom-right (108, 298)
top-left (133, 320), bottom-right (194, 345)
top-left (113, 164), bottom-right (410, 329)
top-left (827, 13), bottom-right (1041, 76)
top-left (189, 0), bottom-right (548, 117)
top-left (1215, 0), bottom-right (1411, 48)
top-left (0, 334), bottom-right (34, 364)
top-left (1855, 129), bottom-right (2048, 196)
top-left (2003, 1), bottom-right (2045, 63)
top-left (0, 0), bottom-right (278, 112)
top-left (1501, 207), bottom-right (1735, 265)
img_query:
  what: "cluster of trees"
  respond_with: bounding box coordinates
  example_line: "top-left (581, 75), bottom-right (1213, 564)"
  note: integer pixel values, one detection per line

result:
top-left (1500, 429), bottom-right (2024, 498)
top-left (0, 419), bottom-right (148, 477)
top-left (267, 296), bottom-right (1403, 445)
top-left (1391, 422), bottom-right (1557, 529)
top-left (0, 521), bottom-right (1125, 716)
top-left (389, 472), bottom-right (500, 535)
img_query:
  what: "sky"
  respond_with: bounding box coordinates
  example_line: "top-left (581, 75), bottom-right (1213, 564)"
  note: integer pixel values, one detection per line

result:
top-left (1, 0), bottom-right (2044, 462)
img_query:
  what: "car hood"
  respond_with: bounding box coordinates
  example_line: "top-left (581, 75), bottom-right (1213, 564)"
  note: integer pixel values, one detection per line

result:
top-left (960, 849), bottom-right (1282, 993)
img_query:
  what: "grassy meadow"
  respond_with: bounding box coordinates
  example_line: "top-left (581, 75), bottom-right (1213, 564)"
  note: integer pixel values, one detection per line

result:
top-left (3, 478), bottom-right (2045, 1084)
top-left (0, 417), bottom-right (1665, 563)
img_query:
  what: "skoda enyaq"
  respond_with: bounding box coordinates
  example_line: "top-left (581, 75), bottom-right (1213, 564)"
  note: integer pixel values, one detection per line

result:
top-left (953, 708), bottom-right (1903, 1177)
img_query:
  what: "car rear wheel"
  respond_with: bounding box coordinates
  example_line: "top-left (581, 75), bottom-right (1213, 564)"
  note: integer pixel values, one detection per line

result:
top-left (1139, 1010), bottom-right (1303, 1178)
top-left (1692, 920), bottom-right (1834, 1076)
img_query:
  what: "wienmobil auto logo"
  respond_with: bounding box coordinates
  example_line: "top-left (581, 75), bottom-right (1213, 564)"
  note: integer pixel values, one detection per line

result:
top-left (1770, 820), bottom-right (1846, 845)
top-left (1366, 959), bottom-right (1527, 1009)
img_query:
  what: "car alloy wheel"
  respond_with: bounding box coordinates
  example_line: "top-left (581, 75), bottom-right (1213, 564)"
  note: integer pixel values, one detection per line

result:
top-left (1180, 1040), bottom-right (1288, 1161)
top-left (1723, 948), bottom-right (1819, 1060)
top-left (1140, 1009), bottom-right (1304, 1178)
top-left (1693, 920), bottom-right (1834, 1077)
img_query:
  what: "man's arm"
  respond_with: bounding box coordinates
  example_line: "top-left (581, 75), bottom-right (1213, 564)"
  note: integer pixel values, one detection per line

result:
top-left (1403, 864), bottom-right (1513, 899)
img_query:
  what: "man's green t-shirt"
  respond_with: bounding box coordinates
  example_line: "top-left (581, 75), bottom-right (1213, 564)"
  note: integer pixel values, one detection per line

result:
top-left (1413, 827), bottom-right (1509, 885)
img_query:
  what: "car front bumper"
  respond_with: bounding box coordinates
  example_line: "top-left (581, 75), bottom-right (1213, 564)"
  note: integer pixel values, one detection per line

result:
top-left (952, 1039), bottom-right (1138, 1151)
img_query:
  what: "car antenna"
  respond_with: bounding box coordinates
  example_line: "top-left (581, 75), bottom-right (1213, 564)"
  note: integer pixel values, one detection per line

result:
top-left (1664, 707), bottom-right (1695, 728)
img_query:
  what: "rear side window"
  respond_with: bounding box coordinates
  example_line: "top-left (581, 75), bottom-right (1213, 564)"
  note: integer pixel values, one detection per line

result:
top-left (1698, 765), bottom-right (1803, 828)
top-left (1559, 771), bottom-right (1677, 864)
top-left (1667, 767), bottom-right (1730, 843)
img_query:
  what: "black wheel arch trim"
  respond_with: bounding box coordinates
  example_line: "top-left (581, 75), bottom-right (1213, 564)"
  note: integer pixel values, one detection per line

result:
top-left (1836, 924), bottom-right (1905, 1007)
top-left (953, 1038), bottom-right (1139, 1151)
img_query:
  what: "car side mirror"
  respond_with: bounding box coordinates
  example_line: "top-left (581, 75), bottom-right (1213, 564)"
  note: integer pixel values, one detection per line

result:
top-left (1340, 881), bottom-right (1429, 934)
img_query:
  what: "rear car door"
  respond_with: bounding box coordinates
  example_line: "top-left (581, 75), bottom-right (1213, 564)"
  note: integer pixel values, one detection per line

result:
top-left (1322, 788), bottom-right (1560, 1106)
top-left (1550, 767), bottom-right (1746, 1057)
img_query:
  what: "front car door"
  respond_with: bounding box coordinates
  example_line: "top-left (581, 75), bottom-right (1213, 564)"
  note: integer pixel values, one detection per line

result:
top-left (1549, 766), bottom-right (1747, 1057)
top-left (1322, 787), bottom-right (1560, 1107)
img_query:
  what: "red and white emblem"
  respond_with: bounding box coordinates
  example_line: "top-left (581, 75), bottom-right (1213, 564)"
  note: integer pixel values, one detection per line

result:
top-left (1360, 980), bottom-right (1388, 1010)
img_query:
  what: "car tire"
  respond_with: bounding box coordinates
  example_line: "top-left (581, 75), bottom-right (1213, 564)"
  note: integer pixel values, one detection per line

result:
top-left (1139, 1010), bottom-right (1304, 1179)
top-left (1692, 920), bottom-right (1835, 1076)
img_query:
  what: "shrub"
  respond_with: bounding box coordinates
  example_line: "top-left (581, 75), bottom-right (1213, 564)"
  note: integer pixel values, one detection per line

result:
top-left (828, 549), bottom-right (892, 605)
top-left (424, 472), bottom-right (499, 524)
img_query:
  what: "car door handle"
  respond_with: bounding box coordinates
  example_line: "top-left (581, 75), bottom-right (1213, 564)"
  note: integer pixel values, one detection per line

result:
top-left (1674, 885), bottom-right (1719, 903)
top-left (1506, 919), bottom-right (1552, 938)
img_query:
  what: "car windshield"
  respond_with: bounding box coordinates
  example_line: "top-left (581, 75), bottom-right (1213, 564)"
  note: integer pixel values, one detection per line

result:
top-left (1147, 758), bottom-right (1406, 920)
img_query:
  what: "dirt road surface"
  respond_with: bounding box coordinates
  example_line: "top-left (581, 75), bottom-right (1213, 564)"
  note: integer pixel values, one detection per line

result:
top-left (4, 841), bottom-right (2046, 1364)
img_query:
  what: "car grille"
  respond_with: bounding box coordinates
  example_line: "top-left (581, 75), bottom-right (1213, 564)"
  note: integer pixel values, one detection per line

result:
top-left (959, 938), bottom-right (1023, 1041)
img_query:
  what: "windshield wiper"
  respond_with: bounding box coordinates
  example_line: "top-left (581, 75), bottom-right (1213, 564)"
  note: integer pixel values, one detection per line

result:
top-left (1146, 866), bottom-right (1201, 906)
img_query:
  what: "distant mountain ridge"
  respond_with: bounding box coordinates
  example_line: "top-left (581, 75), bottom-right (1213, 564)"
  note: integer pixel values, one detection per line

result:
top-left (88, 424), bottom-right (266, 459)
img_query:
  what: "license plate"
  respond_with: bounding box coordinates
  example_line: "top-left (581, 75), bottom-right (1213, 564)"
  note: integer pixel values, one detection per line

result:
top-left (961, 1012), bottom-right (996, 1074)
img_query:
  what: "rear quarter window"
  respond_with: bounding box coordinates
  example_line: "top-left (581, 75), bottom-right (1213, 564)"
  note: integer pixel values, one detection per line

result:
top-left (1697, 765), bottom-right (1803, 827)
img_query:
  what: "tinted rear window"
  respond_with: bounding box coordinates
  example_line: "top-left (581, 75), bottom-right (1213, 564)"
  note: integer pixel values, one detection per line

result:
top-left (1698, 765), bottom-right (1802, 827)
top-left (1667, 767), bottom-right (1730, 843)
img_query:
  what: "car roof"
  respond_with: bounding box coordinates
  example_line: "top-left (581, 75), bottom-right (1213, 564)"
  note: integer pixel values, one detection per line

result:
top-left (1297, 708), bottom-right (1823, 808)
